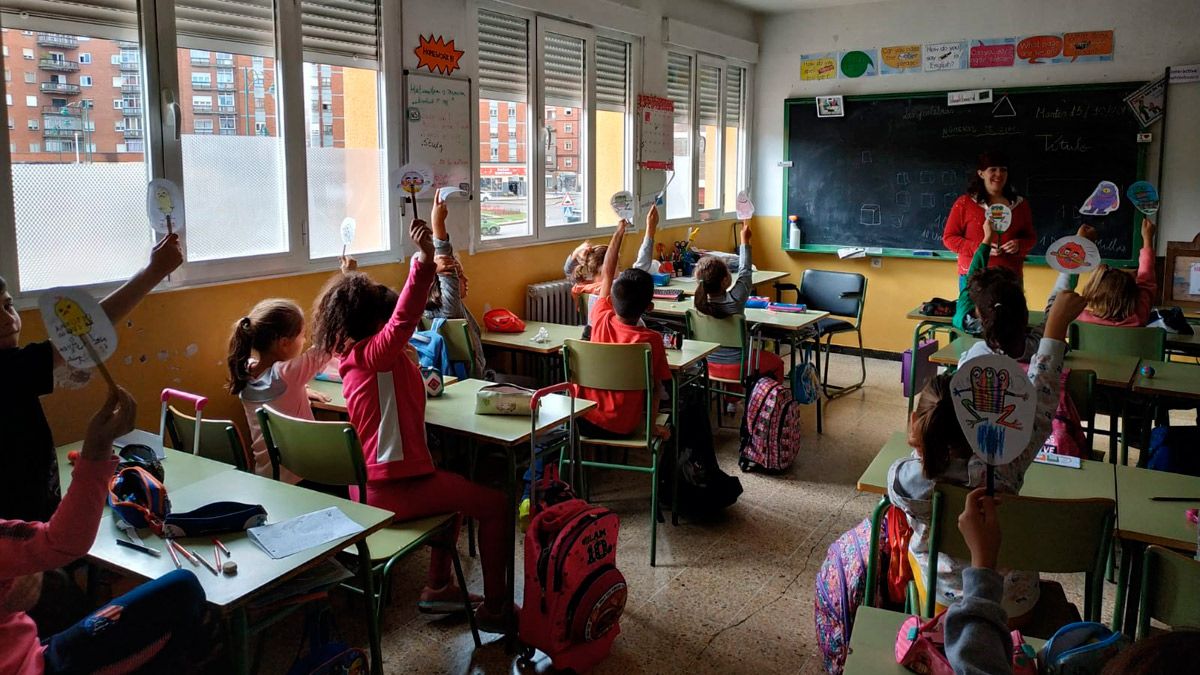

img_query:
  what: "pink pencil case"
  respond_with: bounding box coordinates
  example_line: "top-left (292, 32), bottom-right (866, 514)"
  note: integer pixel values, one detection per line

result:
top-left (767, 302), bottom-right (807, 313)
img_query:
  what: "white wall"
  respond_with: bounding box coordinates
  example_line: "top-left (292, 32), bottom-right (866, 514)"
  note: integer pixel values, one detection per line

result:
top-left (751, 0), bottom-right (1200, 252)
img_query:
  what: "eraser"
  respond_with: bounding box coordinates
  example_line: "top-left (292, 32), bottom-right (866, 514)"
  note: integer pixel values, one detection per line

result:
top-left (222, 561), bottom-right (238, 576)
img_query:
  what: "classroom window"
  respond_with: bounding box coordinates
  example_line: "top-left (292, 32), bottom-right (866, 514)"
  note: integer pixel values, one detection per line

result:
top-left (723, 66), bottom-right (746, 217)
top-left (539, 24), bottom-right (588, 231)
top-left (595, 36), bottom-right (630, 229)
top-left (696, 63), bottom-right (721, 214)
top-left (478, 9), bottom-right (532, 241)
top-left (665, 51), bottom-right (693, 220)
top-left (0, 18), bottom-right (152, 292)
top-left (174, 6), bottom-right (286, 264)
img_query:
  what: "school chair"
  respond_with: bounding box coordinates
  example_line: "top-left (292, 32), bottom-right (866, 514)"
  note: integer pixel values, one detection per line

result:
top-left (684, 309), bottom-right (747, 423)
top-left (438, 318), bottom-right (476, 379)
top-left (775, 270), bottom-right (867, 399)
top-left (164, 404), bottom-right (252, 472)
top-left (562, 339), bottom-right (668, 566)
top-left (1070, 323), bottom-right (1166, 465)
top-left (576, 293), bottom-right (590, 326)
top-left (1065, 369), bottom-right (1098, 456)
top-left (1135, 546), bottom-right (1200, 638)
top-left (256, 405), bottom-right (481, 648)
top-left (909, 483), bottom-right (1114, 622)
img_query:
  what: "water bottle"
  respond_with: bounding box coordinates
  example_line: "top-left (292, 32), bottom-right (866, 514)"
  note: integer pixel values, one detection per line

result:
top-left (788, 215), bottom-right (802, 249)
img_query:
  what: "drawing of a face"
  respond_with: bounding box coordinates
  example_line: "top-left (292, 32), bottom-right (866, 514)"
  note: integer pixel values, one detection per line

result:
top-left (1052, 241), bottom-right (1087, 269)
top-left (155, 188), bottom-right (173, 215)
top-left (399, 171), bottom-right (425, 194)
top-left (54, 297), bottom-right (92, 336)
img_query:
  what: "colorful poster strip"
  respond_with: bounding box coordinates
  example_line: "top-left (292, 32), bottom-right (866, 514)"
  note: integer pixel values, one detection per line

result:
top-left (969, 38), bottom-right (1017, 69)
top-left (923, 41), bottom-right (966, 72)
top-left (801, 52), bottom-right (838, 81)
top-left (1063, 30), bottom-right (1114, 62)
top-left (838, 49), bottom-right (878, 78)
top-left (880, 44), bottom-right (922, 75)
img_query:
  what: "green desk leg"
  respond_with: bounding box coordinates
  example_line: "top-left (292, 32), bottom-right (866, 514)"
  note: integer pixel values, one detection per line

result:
top-left (355, 540), bottom-right (383, 675)
top-left (671, 372), bottom-right (681, 527)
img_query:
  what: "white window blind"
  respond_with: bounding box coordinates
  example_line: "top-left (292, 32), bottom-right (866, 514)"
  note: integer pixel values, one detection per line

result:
top-left (543, 32), bottom-right (583, 108)
top-left (300, 0), bottom-right (379, 67)
top-left (725, 66), bottom-right (743, 125)
top-left (478, 9), bottom-right (527, 101)
top-left (698, 64), bottom-right (720, 125)
top-left (0, 0), bottom-right (136, 33)
top-left (175, 0), bottom-right (274, 51)
top-left (666, 51), bottom-right (691, 120)
top-left (596, 36), bottom-right (627, 112)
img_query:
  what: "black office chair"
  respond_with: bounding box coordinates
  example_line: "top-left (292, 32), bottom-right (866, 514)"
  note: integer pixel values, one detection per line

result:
top-left (775, 270), bottom-right (867, 399)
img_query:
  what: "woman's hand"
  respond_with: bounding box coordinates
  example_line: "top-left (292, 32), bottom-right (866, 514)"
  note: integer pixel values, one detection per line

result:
top-left (999, 240), bottom-right (1019, 255)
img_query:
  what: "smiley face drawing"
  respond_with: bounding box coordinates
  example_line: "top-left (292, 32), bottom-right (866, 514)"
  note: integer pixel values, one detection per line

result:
top-left (1051, 240), bottom-right (1087, 270)
top-left (399, 171), bottom-right (426, 195)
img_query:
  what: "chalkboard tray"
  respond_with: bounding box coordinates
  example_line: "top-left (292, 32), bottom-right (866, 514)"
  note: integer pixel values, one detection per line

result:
top-left (781, 83), bottom-right (1148, 266)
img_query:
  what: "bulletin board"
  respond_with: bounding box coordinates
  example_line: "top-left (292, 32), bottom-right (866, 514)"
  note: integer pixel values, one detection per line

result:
top-left (404, 71), bottom-right (473, 195)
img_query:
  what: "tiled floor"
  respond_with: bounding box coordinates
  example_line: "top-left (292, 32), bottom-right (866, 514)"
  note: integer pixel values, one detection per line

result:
top-left (250, 355), bottom-right (1145, 674)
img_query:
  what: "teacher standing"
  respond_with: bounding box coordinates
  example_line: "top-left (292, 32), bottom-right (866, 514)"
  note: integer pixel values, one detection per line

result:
top-left (942, 150), bottom-right (1036, 287)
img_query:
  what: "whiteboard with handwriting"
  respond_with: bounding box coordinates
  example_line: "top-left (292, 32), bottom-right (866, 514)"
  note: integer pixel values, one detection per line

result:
top-left (405, 73), bottom-right (473, 195)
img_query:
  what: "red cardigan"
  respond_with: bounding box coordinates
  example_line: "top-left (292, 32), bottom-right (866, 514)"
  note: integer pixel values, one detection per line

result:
top-left (942, 194), bottom-right (1035, 277)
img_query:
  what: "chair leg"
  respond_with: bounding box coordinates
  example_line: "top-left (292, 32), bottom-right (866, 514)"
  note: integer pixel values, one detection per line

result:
top-left (355, 541), bottom-right (383, 675)
top-left (451, 546), bottom-right (482, 647)
top-left (649, 449), bottom-right (659, 567)
top-left (467, 441), bottom-right (478, 558)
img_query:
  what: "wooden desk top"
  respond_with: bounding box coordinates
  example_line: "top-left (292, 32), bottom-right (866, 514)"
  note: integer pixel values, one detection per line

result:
top-left (668, 340), bottom-right (720, 371)
top-left (1115, 464), bottom-right (1200, 550)
top-left (57, 442), bottom-right (234, 493)
top-left (481, 321), bottom-right (582, 355)
top-left (308, 374), bottom-right (458, 415)
top-left (907, 307), bottom-right (1045, 326)
top-left (929, 337), bottom-right (1140, 388)
top-left (858, 431), bottom-right (1116, 501)
top-left (661, 270), bottom-right (789, 296)
top-left (423, 379), bottom-right (596, 447)
top-left (1133, 360), bottom-right (1200, 400)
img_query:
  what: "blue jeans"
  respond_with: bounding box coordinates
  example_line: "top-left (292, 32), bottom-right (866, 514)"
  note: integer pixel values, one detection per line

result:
top-left (42, 569), bottom-right (205, 673)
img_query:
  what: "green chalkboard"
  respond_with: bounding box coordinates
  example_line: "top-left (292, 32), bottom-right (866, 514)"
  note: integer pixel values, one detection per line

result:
top-left (782, 83), bottom-right (1148, 265)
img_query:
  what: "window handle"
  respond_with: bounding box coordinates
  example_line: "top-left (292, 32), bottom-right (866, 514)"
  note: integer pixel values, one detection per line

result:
top-left (162, 89), bottom-right (180, 140)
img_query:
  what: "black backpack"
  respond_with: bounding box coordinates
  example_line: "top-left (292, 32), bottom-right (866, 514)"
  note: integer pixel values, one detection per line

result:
top-left (663, 387), bottom-right (743, 518)
top-left (920, 297), bottom-right (957, 317)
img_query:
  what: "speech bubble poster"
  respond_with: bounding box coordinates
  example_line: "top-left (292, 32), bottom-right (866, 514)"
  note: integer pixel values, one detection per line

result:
top-left (1016, 34), bottom-right (1066, 65)
top-left (838, 49), bottom-right (878, 78)
top-left (969, 38), bottom-right (1017, 69)
top-left (951, 353), bottom-right (1034, 467)
top-left (923, 41), bottom-right (967, 72)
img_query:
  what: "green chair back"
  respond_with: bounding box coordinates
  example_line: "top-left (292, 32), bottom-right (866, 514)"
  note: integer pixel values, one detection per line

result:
top-left (1137, 545), bottom-right (1200, 638)
top-left (925, 483), bottom-right (1114, 619)
top-left (576, 293), bottom-right (591, 326)
top-left (438, 318), bottom-right (474, 376)
top-left (1065, 369), bottom-right (1097, 450)
top-left (1070, 323), bottom-right (1166, 361)
top-left (165, 405), bottom-right (250, 471)
top-left (256, 405), bottom-right (368, 494)
top-left (685, 309), bottom-right (746, 351)
top-left (563, 339), bottom-right (651, 392)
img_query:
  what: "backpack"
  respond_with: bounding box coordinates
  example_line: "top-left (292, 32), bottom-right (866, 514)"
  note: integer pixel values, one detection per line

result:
top-left (885, 505), bottom-right (914, 606)
top-left (920, 297), bottom-right (956, 317)
top-left (815, 515), bottom-right (888, 675)
top-left (791, 342), bottom-right (821, 405)
top-left (286, 606), bottom-right (368, 675)
top-left (519, 499), bottom-right (625, 673)
top-left (663, 387), bottom-right (743, 517)
top-left (1036, 368), bottom-right (1087, 459)
top-left (410, 317), bottom-right (450, 375)
top-left (1146, 425), bottom-right (1200, 476)
top-left (1039, 622), bottom-right (1129, 674)
top-left (738, 376), bottom-right (803, 473)
top-left (895, 610), bottom-right (1038, 675)
top-left (108, 466), bottom-right (171, 535)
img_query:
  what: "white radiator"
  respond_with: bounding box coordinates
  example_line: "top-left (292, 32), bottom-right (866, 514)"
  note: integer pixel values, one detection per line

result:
top-left (526, 279), bottom-right (580, 325)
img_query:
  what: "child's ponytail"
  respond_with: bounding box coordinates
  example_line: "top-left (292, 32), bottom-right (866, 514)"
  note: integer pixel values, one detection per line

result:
top-left (966, 267), bottom-right (1028, 358)
top-left (225, 299), bottom-right (305, 396)
top-left (911, 373), bottom-right (971, 480)
top-left (692, 255), bottom-right (730, 318)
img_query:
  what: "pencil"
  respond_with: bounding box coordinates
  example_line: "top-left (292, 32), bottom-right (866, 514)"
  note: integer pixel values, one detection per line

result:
top-left (116, 538), bottom-right (161, 557)
top-left (193, 548), bottom-right (220, 576)
top-left (213, 538), bottom-right (231, 556)
top-left (171, 539), bottom-right (199, 566)
top-left (166, 539), bottom-right (182, 569)
top-left (1150, 496), bottom-right (1200, 502)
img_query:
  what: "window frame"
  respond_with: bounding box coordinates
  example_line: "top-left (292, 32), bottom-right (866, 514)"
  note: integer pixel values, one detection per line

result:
top-left (0, 0), bottom-right (402, 303)
top-left (660, 46), bottom-right (753, 230)
top-left (474, 2), bottom-right (638, 252)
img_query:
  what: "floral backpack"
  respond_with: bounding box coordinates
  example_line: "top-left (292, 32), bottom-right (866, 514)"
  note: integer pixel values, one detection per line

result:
top-left (815, 515), bottom-right (888, 675)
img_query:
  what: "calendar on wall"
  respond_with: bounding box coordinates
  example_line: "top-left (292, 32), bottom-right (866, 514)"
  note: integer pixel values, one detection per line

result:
top-left (637, 94), bottom-right (674, 171)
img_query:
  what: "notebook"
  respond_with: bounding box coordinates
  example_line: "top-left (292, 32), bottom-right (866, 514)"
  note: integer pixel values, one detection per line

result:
top-left (247, 507), bottom-right (364, 559)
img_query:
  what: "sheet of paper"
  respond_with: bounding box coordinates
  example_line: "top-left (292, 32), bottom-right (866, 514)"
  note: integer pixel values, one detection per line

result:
top-left (1190, 262), bottom-right (1200, 296)
top-left (248, 506), bottom-right (364, 559)
top-left (114, 429), bottom-right (165, 459)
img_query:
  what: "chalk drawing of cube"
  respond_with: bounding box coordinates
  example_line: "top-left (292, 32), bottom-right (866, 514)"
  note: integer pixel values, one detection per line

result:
top-left (920, 171), bottom-right (935, 184)
top-left (896, 172), bottom-right (910, 186)
top-left (860, 204), bottom-right (881, 226)
top-left (896, 192), bottom-right (910, 207)
top-left (921, 193), bottom-right (935, 208)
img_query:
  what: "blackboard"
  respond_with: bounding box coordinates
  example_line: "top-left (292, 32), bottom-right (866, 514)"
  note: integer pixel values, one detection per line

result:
top-left (783, 84), bottom-right (1147, 265)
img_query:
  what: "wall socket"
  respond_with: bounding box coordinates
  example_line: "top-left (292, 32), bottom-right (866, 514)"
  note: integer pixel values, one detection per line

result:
top-left (871, 257), bottom-right (882, 268)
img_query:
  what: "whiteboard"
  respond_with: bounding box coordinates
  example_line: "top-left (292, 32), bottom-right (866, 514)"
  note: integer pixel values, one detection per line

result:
top-left (404, 72), bottom-right (473, 196)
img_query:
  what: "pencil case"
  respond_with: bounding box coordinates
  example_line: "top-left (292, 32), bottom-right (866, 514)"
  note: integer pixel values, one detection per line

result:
top-left (767, 302), bottom-right (807, 313)
top-left (651, 272), bottom-right (671, 287)
top-left (745, 296), bottom-right (769, 309)
top-left (160, 502), bottom-right (269, 538)
top-left (475, 384), bottom-right (535, 416)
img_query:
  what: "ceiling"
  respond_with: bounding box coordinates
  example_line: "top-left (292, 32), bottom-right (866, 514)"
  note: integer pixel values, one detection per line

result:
top-left (723, 0), bottom-right (888, 13)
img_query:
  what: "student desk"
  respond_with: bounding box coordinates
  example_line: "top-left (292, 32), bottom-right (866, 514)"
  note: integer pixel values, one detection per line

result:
top-left (904, 308), bottom-right (1047, 413)
top-left (57, 442), bottom-right (233, 492)
top-left (481, 320), bottom-right (581, 384)
top-left (1132, 360), bottom-right (1200, 400)
top-left (423, 378), bottom-right (596, 645)
top-left (1165, 330), bottom-right (1200, 358)
top-left (1110, 464), bottom-right (1200, 634)
top-left (61, 459), bottom-right (392, 675)
top-left (843, 606), bottom-right (1045, 674)
top-left (857, 432), bottom-right (1117, 500)
top-left (307, 374), bottom-right (458, 415)
top-left (928, 336), bottom-right (1142, 388)
top-left (658, 269), bottom-right (789, 296)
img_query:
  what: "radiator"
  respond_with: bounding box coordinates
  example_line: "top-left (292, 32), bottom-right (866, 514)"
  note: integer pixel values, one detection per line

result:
top-left (526, 279), bottom-right (580, 325)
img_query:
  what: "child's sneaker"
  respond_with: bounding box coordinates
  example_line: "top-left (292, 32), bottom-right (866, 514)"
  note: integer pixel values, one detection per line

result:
top-left (417, 583), bottom-right (482, 615)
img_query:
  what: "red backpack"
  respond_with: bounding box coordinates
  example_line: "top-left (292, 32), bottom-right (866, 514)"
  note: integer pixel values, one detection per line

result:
top-left (519, 499), bottom-right (625, 672)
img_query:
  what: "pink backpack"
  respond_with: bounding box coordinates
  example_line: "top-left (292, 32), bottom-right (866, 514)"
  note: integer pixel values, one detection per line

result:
top-left (738, 376), bottom-right (803, 473)
top-left (519, 498), bottom-right (626, 673)
top-left (1030, 367), bottom-right (1087, 459)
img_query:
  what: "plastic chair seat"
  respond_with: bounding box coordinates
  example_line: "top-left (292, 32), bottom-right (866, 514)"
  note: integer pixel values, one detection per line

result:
top-left (815, 317), bottom-right (855, 336)
top-left (580, 413), bottom-right (670, 448)
top-left (344, 513), bottom-right (456, 562)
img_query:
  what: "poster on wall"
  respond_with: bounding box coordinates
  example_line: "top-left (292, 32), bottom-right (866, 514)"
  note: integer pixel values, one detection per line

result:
top-left (1063, 30), bottom-right (1114, 62)
top-left (637, 94), bottom-right (674, 170)
top-left (1124, 77), bottom-right (1165, 127)
top-left (880, 44), bottom-right (922, 75)
top-left (838, 49), bottom-right (878, 78)
top-left (413, 35), bottom-right (464, 75)
top-left (969, 38), bottom-right (1017, 69)
top-left (800, 52), bottom-right (838, 81)
top-left (923, 41), bottom-right (967, 72)
top-left (1016, 34), bottom-right (1066, 65)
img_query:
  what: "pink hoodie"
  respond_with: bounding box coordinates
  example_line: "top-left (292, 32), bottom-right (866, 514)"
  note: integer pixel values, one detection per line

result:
top-left (1076, 246), bottom-right (1157, 327)
top-left (0, 456), bottom-right (116, 675)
